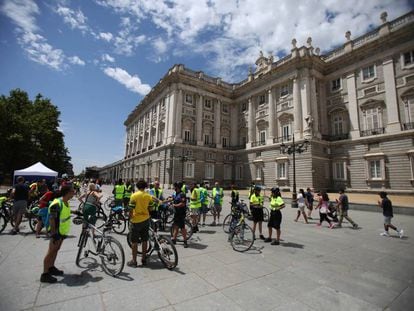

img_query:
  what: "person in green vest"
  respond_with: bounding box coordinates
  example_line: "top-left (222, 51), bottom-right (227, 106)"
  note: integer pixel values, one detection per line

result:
top-left (211, 182), bottom-right (223, 226)
top-left (264, 187), bottom-right (286, 245)
top-left (249, 186), bottom-right (265, 240)
top-left (199, 182), bottom-right (209, 226)
top-left (123, 180), bottom-right (134, 209)
top-left (248, 182), bottom-right (255, 200)
top-left (112, 178), bottom-right (125, 207)
top-left (231, 184), bottom-right (239, 206)
top-left (40, 185), bottom-right (75, 283)
top-left (189, 182), bottom-right (201, 232)
top-left (148, 181), bottom-right (164, 223)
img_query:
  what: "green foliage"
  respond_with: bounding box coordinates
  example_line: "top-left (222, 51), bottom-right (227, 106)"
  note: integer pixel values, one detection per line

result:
top-left (0, 89), bottom-right (73, 181)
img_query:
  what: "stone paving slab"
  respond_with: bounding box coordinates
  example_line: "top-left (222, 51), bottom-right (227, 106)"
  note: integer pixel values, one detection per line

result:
top-left (0, 185), bottom-right (413, 311)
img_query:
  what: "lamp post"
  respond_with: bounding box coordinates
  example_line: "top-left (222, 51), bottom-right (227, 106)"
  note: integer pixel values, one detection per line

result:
top-left (177, 154), bottom-right (188, 181)
top-left (280, 134), bottom-right (309, 208)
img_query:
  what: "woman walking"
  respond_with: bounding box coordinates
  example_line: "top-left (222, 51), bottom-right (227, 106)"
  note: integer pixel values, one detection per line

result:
top-left (316, 191), bottom-right (335, 229)
top-left (294, 189), bottom-right (308, 224)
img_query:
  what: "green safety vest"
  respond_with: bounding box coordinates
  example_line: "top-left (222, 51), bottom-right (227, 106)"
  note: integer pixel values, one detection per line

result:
top-left (249, 193), bottom-right (263, 207)
top-left (149, 188), bottom-right (163, 211)
top-left (199, 187), bottom-right (208, 204)
top-left (212, 187), bottom-right (223, 205)
top-left (190, 188), bottom-right (201, 209)
top-left (124, 185), bottom-right (133, 199)
top-left (114, 184), bottom-right (125, 200)
top-left (270, 196), bottom-right (284, 211)
top-left (48, 198), bottom-right (71, 236)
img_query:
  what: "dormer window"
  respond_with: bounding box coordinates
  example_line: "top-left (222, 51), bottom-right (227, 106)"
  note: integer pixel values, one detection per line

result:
top-left (331, 78), bottom-right (341, 92)
top-left (280, 85), bottom-right (289, 97)
top-left (204, 99), bottom-right (212, 109)
top-left (259, 94), bottom-right (266, 105)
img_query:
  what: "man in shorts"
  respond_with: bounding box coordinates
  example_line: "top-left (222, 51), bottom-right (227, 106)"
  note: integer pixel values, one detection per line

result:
top-left (211, 182), bottom-right (223, 226)
top-left (127, 179), bottom-right (155, 267)
top-left (11, 176), bottom-right (29, 235)
top-left (305, 187), bottom-right (314, 219)
top-left (378, 191), bottom-right (403, 238)
top-left (170, 182), bottom-right (188, 248)
top-left (336, 189), bottom-right (358, 229)
top-left (40, 185), bottom-right (75, 283)
top-left (189, 182), bottom-right (201, 232)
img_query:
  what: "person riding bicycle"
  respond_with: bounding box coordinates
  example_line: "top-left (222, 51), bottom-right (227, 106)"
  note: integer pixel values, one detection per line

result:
top-left (127, 179), bottom-right (156, 267)
top-left (79, 183), bottom-right (102, 225)
top-left (40, 185), bottom-right (75, 283)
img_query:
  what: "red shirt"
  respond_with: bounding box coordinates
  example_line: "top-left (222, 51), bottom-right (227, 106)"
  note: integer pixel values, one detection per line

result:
top-left (39, 191), bottom-right (54, 208)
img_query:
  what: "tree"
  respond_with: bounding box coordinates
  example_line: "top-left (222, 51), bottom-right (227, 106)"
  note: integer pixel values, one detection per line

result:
top-left (0, 89), bottom-right (73, 182)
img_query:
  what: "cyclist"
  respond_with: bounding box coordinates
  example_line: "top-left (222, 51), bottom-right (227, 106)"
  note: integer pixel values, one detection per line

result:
top-left (127, 179), bottom-right (155, 267)
top-left (10, 176), bottom-right (29, 235)
top-left (189, 182), bottom-right (201, 233)
top-left (211, 182), bottom-right (223, 226)
top-left (249, 186), bottom-right (265, 240)
top-left (170, 182), bottom-right (188, 248)
top-left (35, 189), bottom-right (60, 238)
top-left (112, 179), bottom-right (125, 207)
top-left (40, 185), bottom-right (75, 283)
top-left (123, 180), bottom-right (134, 209)
top-left (265, 187), bottom-right (285, 245)
top-left (199, 182), bottom-right (209, 226)
top-left (79, 183), bottom-right (102, 225)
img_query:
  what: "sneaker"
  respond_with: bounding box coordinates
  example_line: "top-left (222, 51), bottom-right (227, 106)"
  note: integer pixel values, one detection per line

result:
top-left (210, 222), bottom-right (216, 226)
top-left (308, 216), bottom-right (313, 220)
top-left (40, 272), bottom-right (57, 283)
top-left (329, 223), bottom-right (335, 229)
top-left (380, 231), bottom-right (390, 237)
top-left (398, 229), bottom-right (404, 238)
top-left (271, 240), bottom-right (280, 245)
top-left (259, 234), bottom-right (265, 240)
top-left (10, 229), bottom-right (17, 235)
top-left (172, 239), bottom-right (176, 245)
top-left (201, 223), bottom-right (205, 227)
top-left (352, 224), bottom-right (358, 229)
top-left (264, 238), bottom-right (272, 243)
top-left (140, 258), bottom-right (147, 267)
top-left (127, 260), bottom-right (138, 268)
top-left (183, 242), bottom-right (189, 248)
top-left (48, 266), bottom-right (64, 276)
top-left (294, 219), bottom-right (298, 222)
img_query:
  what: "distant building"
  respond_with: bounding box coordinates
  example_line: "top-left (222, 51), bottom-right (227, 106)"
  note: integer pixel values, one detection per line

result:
top-left (122, 11), bottom-right (414, 193)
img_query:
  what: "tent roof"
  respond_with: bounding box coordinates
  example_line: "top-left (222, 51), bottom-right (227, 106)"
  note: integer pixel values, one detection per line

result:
top-left (14, 162), bottom-right (58, 177)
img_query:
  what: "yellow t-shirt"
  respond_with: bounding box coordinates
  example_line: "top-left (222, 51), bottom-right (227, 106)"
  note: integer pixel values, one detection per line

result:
top-left (129, 190), bottom-right (152, 223)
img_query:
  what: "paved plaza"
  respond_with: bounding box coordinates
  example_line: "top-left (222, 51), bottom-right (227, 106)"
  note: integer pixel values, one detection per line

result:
top-left (0, 185), bottom-right (413, 311)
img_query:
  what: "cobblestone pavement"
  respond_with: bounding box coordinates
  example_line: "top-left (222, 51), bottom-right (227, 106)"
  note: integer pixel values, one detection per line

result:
top-left (0, 185), bottom-right (413, 311)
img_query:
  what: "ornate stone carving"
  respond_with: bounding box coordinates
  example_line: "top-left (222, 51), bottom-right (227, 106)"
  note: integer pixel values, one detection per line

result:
top-left (291, 38), bottom-right (297, 49)
top-left (345, 30), bottom-right (351, 41)
top-left (381, 11), bottom-right (388, 23)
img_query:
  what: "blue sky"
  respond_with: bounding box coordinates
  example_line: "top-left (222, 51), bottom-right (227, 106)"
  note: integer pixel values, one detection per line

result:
top-left (1, 0), bottom-right (412, 174)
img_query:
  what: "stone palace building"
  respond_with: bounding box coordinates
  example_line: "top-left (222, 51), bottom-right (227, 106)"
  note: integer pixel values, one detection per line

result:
top-left (101, 11), bottom-right (414, 194)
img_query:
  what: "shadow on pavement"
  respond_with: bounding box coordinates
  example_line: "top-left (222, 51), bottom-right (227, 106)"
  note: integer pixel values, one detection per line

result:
top-left (58, 271), bottom-right (103, 286)
top-left (197, 230), bottom-right (216, 234)
top-left (243, 245), bottom-right (264, 254)
top-left (281, 242), bottom-right (304, 249)
top-left (187, 242), bottom-right (208, 250)
top-left (144, 259), bottom-right (186, 275)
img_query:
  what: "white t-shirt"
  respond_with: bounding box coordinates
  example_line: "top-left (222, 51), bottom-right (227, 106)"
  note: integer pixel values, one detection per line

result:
top-left (297, 193), bottom-right (305, 205)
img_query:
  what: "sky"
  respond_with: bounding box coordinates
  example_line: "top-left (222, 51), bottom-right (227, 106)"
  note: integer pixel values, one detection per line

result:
top-left (0, 0), bottom-right (413, 175)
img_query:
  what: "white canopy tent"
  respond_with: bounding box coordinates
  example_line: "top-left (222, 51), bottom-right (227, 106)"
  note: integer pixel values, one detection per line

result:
top-left (13, 162), bottom-right (58, 184)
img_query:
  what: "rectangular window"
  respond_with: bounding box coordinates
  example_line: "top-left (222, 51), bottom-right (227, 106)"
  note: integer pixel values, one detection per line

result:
top-left (333, 162), bottom-right (345, 180)
top-left (331, 78), bottom-right (341, 91)
top-left (280, 85), bottom-right (289, 97)
top-left (224, 165), bottom-right (232, 180)
top-left (362, 65), bottom-right (376, 80)
top-left (184, 130), bottom-right (191, 141)
top-left (184, 149), bottom-right (193, 157)
top-left (235, 165), bottom-right (243, 180)
top-left (404, 51), bottom-right (414, 66)
top-left (333, 115), bottom-right (344, 135)
top-left (256, 166), bottom-right (262, 180)
top-left (222, 137), bottom-right (228, 147)
top-left (204, 134), bottom-right (210, 144)
top-left (185, 94), bottom-right (193, 103)
top-left (242, 136), bottom-right (247, 145)
top-left (206, 152), bottom-right (215, 160)
top-left (259, 94), bottom-right (266, 105)
top-left (204, 99), bottom-right (212, 109)
top-left (259, 131), bottom-right (266, 143)
top-left (282, 124), bottom-right (291, 141)
top-left (277, 162), bottom-right (287, 179)
top-left (242, 102), bottom-right (247, 111)
top-left (205, 163), bottom-right (214, 179)
top-left (185, 162), bottom-right (194, 178)
top-left (366, 108), bottom-right (380, 130)
top-left (222, 104), bottom-right (229, 113)
top-left (370, 160), bottom-right (381, 179)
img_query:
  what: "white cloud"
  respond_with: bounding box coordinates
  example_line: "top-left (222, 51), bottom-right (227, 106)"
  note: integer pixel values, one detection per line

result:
top-left (103, 67), bottom-right (151, 95)
top-left (0, 0), bottom-right (39, 32)
top-left (152, 37), bottom-right (167, 54)
top-left (68, 55), bottom-right (86, 66)
top-left (102, 53), bottom-right (115, 62)
top-left (56, 5), bottom-right (89, 32)
top-left (99, 32), bottom-right (113, 41)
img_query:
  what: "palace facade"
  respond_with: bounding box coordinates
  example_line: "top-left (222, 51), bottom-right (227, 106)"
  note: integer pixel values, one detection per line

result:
top-left (120, 11), bottom-right (414, 193)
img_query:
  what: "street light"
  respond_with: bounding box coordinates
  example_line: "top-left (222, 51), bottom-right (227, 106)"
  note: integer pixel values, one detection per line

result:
top-left (177, 154), bottom-right (188, 181)
top-left (280, 134), bottom-right (309, 208)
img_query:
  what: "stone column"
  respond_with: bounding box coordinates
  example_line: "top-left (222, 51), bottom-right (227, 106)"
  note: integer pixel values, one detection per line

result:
top-left (383, 58), bottom-right (401, 132)
top-left (247, 97), bottom-right (256, 147)
top-left (301, 74), bottom-right (311, 139)
top-left (214, 99), bottom-right (222, 147)
top-left (175, 89), bottom-right (183, 143)
top-left (346, 73), bottom-right (360, 138)
top-left (230, 103), bottom-right (238, 146)
top-left (196, 94), bottom-right (204, 145)
top-left (140, 117), bottom-right (146, 152)
top-left (164, 97), bottom-right (170, 143)
top-left (166, 89), bottom-right (177, 144)
top-left (154, 103), bottom-right (160, 145)
top-left (309, 77), bottom-right (320, 138)
top-left (148, 107), bottom-right (153, 146)
top-left (267, 88), bottom-right (275, 144)
top-left (293, 78), bottom-right (302, 137)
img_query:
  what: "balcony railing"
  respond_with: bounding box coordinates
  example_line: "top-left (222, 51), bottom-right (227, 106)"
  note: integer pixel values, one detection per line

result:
top-left (141, 148), bottom-right (147, 153)
top-left (273, 136), bottom-right (292, 144)
top-left (204, 142), bottom-right (216, 148)
top-left (321, 133), bottom-right (349, 141)
top-left (148, 145), bottom-right (153, 150)
top-left (227, 144), bottom-right (246, 150)
top-left (360, 127), bottom-right (385, 137)
top-left (183, 140), bottom-right (197, 145)
top-left (251, 141), bottom-right (266, 147)
top-left (403, 122), bottom-right (414, 130)
top-left (156, 141), bottom-right (163, 147)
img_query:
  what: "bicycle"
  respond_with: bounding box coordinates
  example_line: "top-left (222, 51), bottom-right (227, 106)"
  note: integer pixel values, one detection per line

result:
top-left (103, 196), bottom-right (115, 211)
top-left (0, 198), bottom-right (14, 233)
top-left (127, 219), bottom-right (178, 270)
top-left (77, 201), bottom-right (107, 229)
top-left (223, 200), bottom-right (249, 234)
top-left (106, 205), bottom-right (127, 234)
top-left (73, 216), bottom-right (125, 277)
top-left (227, 205), bottom-right (255, 252)
top-left (170, 207), bottom-right (193, 242)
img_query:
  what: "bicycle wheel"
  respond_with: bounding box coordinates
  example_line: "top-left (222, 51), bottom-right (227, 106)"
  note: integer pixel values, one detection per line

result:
top-left (29, 215), bottom-right (38, 233)
top-left (101, 236), bottom-right (125, 277)
top-left (170, 220), bottom-right (193, 242)
top-left (157, 235), bottom-right (178, 270)
top-left (0, 213), bottom-right (7, 233)
top-left (95, 207), bottom-right (107, 229)
top-left (222, 213), bottom-right (232, 233)
top-left (126, 231), bottom-right (153, 254)
top-left (103, 197), bottom-right (114, 211)
top-left (165, 208), bottom-right (174, 224)
top-left (111, 213), bottom-right (126, 234)
top-left (263, 207), bottom-right (269, 222)
top-left (230, 223), bottom-right (254, 252)
top-left (76, 230), bottom-right (88, 267)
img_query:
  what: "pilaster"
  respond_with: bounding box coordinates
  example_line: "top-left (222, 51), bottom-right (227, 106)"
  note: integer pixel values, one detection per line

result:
top-left (383, 58), bottom-right (401, 132)
top-left (346, 73), bottom-right (361, 138)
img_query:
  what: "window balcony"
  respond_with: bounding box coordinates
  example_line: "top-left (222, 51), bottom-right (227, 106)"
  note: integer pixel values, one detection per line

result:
top-left (183, 140), bottom-right (197, 145)
top-left (141, 148), bottom-right (147, 153)
top-left (148, 145), bottom-right (153, 150)
top-left (273, 136), bottom-right (292, 144)
top-left (227, 144), bottom-right (246, 150)
top-left (204, 142), bottom-right (216, 148)
top-left (360, 127), bottom-right (385, 137)
top-left (403, 122), bottom-right (414, 130)
top-left (156, 141), bottom-right (163, 147)
top-left (251, 141), bottom-right (266, 147)
top-left (321, 133), bottom-right (349, 141)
